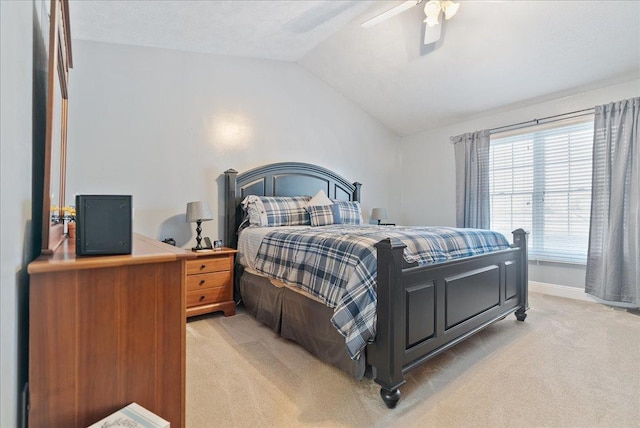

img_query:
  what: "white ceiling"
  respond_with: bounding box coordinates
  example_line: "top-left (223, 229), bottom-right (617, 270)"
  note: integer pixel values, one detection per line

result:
top-left (69, 0), bottom-right (375, 61)
top-left (69, 0), bottom-right (640, 137)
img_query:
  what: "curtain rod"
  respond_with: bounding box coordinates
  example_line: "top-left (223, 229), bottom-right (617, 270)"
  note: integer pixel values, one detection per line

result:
top-left (449, 107), bottom-right (595, 143)
top-left (489, 107), bottom-right (594, 135)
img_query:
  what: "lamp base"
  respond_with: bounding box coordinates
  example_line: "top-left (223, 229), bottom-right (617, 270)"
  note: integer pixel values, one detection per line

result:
top-left (193, 220), bottom-right (206, 251)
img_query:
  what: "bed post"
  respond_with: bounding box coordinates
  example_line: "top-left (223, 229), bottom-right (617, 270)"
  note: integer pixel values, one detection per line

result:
top-left (512, 228), bottom-right (529, 321)
top-left (353, 182), bottom-right (362, 202)
top-left (225, 169), bottom-right (238, 248)
top-left (370, 238), bottom-right (406, 409)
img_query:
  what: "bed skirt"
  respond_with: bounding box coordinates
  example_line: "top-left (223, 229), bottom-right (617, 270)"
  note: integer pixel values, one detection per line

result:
top-left (238, 269), bottom-right (366, 380)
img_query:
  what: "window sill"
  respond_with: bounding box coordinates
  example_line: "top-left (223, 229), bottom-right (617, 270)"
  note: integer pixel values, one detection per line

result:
top-left (528, 258), bottom-right (586, 267)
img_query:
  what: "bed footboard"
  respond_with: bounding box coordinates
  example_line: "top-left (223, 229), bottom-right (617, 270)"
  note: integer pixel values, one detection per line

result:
top-left (367, 229), bottom-right (529, 408)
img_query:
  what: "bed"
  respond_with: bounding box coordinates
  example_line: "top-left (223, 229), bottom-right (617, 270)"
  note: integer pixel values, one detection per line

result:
top-left (224, 162), bottom-right (529, 408)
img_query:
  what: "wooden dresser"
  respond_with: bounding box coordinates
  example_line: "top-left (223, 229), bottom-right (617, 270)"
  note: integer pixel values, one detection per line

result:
top-left (186, 248), bottom-right (237, 318)
top-left (27, 234), bottom-right (195, 428)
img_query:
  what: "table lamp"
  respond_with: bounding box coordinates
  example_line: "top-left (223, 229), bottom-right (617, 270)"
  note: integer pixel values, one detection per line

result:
top-left (371, 208), bottom-right (388, 225)
top-left (186, 201), bottom-right (213, 250)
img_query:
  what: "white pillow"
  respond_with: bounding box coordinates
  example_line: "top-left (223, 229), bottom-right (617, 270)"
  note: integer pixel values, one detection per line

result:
top-left (308, 189), bottom-right (333, 207)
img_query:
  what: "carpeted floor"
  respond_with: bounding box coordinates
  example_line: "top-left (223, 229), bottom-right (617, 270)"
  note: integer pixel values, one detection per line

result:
top-left (186, 292), bottom-right (640, 427)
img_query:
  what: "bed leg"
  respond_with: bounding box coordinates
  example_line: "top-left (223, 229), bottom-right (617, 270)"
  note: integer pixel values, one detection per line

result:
top-left (380, 388), bottom-right (400, 409)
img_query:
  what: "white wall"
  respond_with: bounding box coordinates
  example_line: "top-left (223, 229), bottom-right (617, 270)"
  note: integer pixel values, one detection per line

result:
top-left (400, 79), bottom-right (640, 288)
top-left (0, 1), bottom-right (35, 425)
top-left (67, 40), bottom-right (401, 247)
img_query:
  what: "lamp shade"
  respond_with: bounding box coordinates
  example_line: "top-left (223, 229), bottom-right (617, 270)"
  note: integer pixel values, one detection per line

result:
top-left (186, 201), bottom-right (213, 223)
top-left (424, 14), bottom-right (440, 27)
top-left (371, 208), bottom-right (388, 222)
top-left (423, 0), bottom-right (441, 17)
top-left (442, 1), bottom-right (460, 19)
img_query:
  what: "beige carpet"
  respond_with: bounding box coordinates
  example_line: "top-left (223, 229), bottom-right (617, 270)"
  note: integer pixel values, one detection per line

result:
top-left (186, 292), bottom-right (640, 427)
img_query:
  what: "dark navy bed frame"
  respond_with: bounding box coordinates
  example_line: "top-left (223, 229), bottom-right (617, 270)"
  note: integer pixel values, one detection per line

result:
top-left (224, 162), bottom-right (528, 408)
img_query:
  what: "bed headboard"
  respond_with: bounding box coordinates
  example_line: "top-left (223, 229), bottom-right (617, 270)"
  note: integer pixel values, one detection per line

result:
top-left (224, 162), bottom-right (362, 248)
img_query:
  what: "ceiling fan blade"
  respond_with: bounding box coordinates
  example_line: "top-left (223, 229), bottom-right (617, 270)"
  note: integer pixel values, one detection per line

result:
top-left (423, 21), bottom-right (442, 44)
top-left (361, 1), bottom-right (419, 28)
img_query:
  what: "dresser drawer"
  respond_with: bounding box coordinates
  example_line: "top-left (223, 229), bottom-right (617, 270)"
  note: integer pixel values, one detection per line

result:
top-left (186, 271), bottom-right (230, 292)
top-left (186, 256), bottom-right (230, 275)
top-left (186, 286), bottom-right (231, 308)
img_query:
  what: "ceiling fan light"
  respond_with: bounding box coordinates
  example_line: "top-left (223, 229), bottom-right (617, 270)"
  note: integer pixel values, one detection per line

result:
top-left (423, 0), bottom-right (442, 18)
top-left (442, 1), bottom-right (460, 20)
top-left (424, 14), bottom-right (440, 28)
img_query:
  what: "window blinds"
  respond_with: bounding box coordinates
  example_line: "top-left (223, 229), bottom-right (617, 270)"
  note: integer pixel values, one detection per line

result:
top-left (489, 120), bottom-right (594, 263)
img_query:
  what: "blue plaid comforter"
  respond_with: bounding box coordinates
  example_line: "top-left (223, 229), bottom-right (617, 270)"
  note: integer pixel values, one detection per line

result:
top-left (253, 225), bottom-right (510, 359)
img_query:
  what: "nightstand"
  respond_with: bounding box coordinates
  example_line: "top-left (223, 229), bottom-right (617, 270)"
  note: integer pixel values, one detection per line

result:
top-left (185, 248), bottom-right (237, 319)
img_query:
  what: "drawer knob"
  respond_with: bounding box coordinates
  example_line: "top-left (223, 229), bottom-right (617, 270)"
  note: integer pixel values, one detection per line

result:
top-left (199, 279), bottom-right (205, 285)
top-left (199, 295), bottom-right (205, 301)
top-left (200, 264), bottom-right (206, 270)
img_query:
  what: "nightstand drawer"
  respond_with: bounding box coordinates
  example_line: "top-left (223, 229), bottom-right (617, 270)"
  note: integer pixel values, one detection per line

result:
top-left (186, 286), bottom-right (231, 308)
top-left (186, 257), bottom-right (230, 275)
top-left (186, 271), bottom-right (230, 292)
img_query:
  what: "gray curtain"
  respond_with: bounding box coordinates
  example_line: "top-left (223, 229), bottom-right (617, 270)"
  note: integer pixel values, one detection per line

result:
top-left (453, 130), bottom-right (490, 229)
top-left (586, 97), bottom-right (640, 306)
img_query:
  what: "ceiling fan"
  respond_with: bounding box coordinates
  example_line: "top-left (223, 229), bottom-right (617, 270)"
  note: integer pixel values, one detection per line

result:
top-left (361, 0), bottom-right (460, 45)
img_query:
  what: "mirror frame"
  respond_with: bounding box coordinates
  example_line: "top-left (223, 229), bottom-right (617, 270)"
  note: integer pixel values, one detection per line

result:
top-left (41, 0), bottom-right (72, 254)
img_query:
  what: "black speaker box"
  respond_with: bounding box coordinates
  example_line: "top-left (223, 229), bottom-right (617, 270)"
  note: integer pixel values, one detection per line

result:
top-left (76, 195), bottom-right (132, 256)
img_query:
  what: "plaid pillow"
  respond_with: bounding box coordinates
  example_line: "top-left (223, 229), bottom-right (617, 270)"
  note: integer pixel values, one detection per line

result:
top-left (242, 195), bottom-right (311, 227)
top-left (332, 200), bottom-right (363, 225)
top-left (307, 204), bottom-right (342, 226)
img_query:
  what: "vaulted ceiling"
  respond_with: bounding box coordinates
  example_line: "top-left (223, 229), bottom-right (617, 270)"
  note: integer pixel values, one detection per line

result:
top-left (70, 0), bottom-right (640, 136)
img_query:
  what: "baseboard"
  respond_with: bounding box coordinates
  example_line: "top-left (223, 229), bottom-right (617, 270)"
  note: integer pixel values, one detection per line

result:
top-left (529, 281), bottom-right (637, 308)
top-left (529, 281), bottom-right (589, 301)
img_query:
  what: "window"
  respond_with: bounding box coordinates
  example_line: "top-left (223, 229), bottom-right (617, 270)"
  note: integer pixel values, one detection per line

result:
top-left (489, 120), bottom-right (594, 263)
